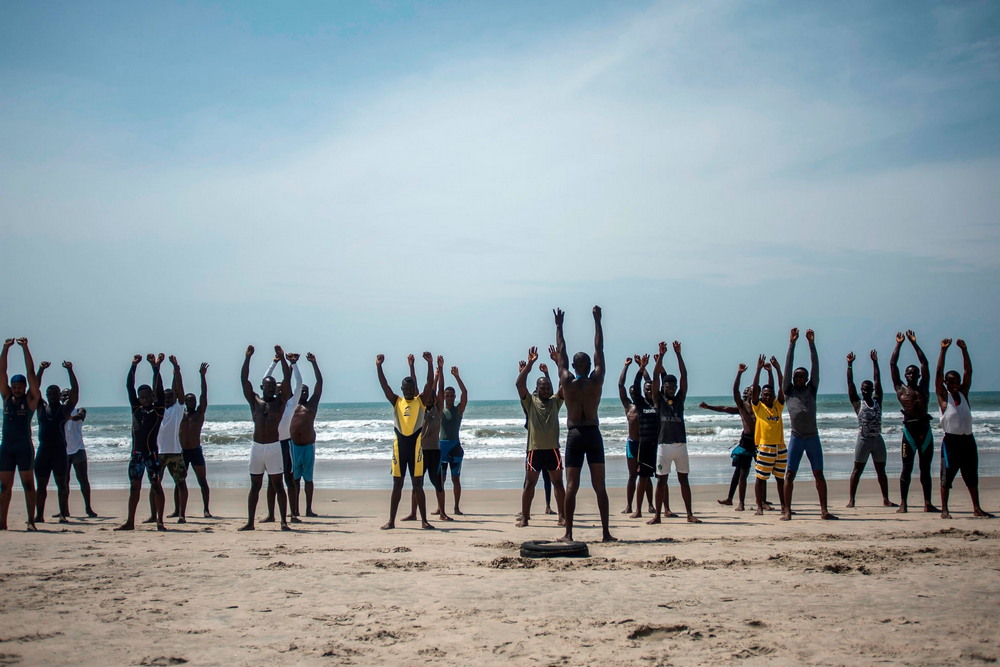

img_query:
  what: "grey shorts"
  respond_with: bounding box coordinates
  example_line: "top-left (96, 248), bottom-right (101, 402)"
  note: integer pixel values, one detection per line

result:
top-left (855, 434), bottom-right (887, 465)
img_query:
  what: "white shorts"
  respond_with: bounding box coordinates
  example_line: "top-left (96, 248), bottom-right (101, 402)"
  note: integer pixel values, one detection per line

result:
top-left (656, 442), bottom-right (689, 475)
top-left (249, 441), bottom-right (283, 475)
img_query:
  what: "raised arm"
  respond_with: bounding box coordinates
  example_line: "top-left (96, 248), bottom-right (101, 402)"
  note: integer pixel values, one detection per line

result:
top-left (435, 356), bottom-right (445, 409)
top-left (420, 352), bottom-right (434, 406)
top-left (169, 355), bottom-right (184, 399)
top-left (18, 339), bottom-right (41, 408)
top-left (935, 338), bottom-right (950, 411)
top-left (515, 347), bottom-right (538, 400)
top-left (263, 356), bottom-right (278, 384)
top-left (592, 305), bottom-right (605, 382)
top-left (198, 363), bottom-right (209, 414)
top-left (127, 354), bottom-right (141, 405)
top-left (957, 339), bottom-right (972, 397)
top-left (871, 349), bottom-right (883, 405)
top-left (632, 354), bottom-right (649, 402)
top-left (451, 365), bottom-right (468, 414)
top-left (673, 340), bottom-right (687, 400)
top-left (846, 352), bottom-right (860, 410)
top-left (241, 346), bottom-right (256, 406)
top-left (375, 355), bottom-right (398, 405)
top-left (617, 357), bottom-right (632, 408)
top-left (306, 353), bottom-right (323, 409)
top-left (553, 308), bottom-right (570, 382)
top-left (783, 328), bottom-right (797, 395)
top-left (651, 341), bottom-right (667, 406)
top-left (908, 330), bottom-right (930, 393)
top-left (805, 329), bottom-right (819, 390)
top-left (732, 363), bottom-right (748, 407)
top-left (0, 339), bottom-right (12, 399)
top-left (288, 354), bottom-right (303, 397)
top-left (751, 355), bottom-right (765, 405)
top-left (63, 361), bottom-right (80, 412)
top-left (150, 353), bottom-right (165, 405)
top-left (275, 346), bottom-right (292, 403)
top-left (889, 332), bottom-right (904, 390)
top-left (769, 356), bottom-right (785, 404)
top-left (36, 361), bottom-right (50, 384)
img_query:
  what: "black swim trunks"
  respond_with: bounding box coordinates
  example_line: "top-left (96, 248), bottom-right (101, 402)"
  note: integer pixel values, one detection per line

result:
top-left (941, 433), bottom-right (978, 489)
top-left (183, 446), bottom-right (207, 468)
top-left (564, 425), bottom-right (605, 468)
top-left (526, 448), bottom-right (562, 472)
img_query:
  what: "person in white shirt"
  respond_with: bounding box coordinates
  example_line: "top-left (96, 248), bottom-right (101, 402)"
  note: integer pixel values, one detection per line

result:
top-left (262, 353), bottom-right (303, 523)
top-left (146, 356), bottom-right (187, 524)
top-left (61, 388), bottom-right (97, 517)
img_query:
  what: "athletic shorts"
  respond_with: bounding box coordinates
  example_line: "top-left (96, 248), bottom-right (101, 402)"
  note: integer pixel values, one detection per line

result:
top-left (128, 451), bottom-right (161, 483)
top-left (439, 439), bottom-right (464, 476)
top-left (280, 439), bottom-right (293, 476)
top-left (182, 446), bottom-right (206, 468)
top-left (902, 417), bottom-right (933, 459)
top-left (526, 448), bottom-right (562, 472)
top-left (941, 433), bottom-right (978, 489)
top-left (34, 445), bottom-right (67, 480)
top-left (855, 435), bottom-right (887, 465)
top-left (564, 425), bottom-right (605, 468)
top-left (731, 432), bottom-right (757, 469)
top-left (160, 453), bottom-right (187, 482)
top-left (249, 441), bottom-right (283, 476)
top-left (787, 434), bottom-right (824, 473)
top-left (290, 441), bottom-right (316, 482)
top-left (656, 442), bottom-right (689, 475)
top-left (0, 440), bottom-right (34, 473)
top-left (391, 432), bottom-right (423, 478)
top-left (755, 443), bottom-right (787, 480)
top-left (423, 449), bottom-right (444, 491)
top-left (67, 450), bottom-right (88, 465)
top-left (636, 440), bottom-right (657, 478)
top-left (626, 438), bottom-right (639, 460)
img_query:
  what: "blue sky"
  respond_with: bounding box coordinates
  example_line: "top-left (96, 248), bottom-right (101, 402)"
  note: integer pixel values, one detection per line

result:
top-left (2, 0), bottom-right (999, 405)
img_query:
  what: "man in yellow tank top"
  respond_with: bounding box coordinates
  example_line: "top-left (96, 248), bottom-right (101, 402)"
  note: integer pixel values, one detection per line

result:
top-left (751, 354), bottom-right (788, 517)
top-left (376, 352), bottom-right (436, 530)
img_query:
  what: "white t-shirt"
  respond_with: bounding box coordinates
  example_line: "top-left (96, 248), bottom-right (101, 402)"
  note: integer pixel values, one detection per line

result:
top-left (65, 408), bottom-right (85, 455)
top-left (157, 403), bottom-right (184, 454)
top-left (264, 361), bottom-right (303, 442)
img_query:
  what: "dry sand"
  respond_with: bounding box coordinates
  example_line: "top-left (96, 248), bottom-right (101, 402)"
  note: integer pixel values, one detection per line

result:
top-left (1, 478), bottom-right (998, 665)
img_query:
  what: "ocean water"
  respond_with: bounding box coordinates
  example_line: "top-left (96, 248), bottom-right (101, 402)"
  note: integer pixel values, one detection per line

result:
top-left (67, 393), bottom-right (1000, 490)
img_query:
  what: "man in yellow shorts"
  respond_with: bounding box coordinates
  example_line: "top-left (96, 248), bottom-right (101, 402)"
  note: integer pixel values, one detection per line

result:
top-left (751, 355), bottom-right (787, 516)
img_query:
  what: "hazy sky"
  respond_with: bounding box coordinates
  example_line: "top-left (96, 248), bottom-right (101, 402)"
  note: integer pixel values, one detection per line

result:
top-left (2, 0), bottom-right (999, 406)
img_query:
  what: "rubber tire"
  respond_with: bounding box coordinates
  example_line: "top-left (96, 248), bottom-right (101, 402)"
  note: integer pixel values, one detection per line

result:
top-left (520, 540), bottom-right (590, 559)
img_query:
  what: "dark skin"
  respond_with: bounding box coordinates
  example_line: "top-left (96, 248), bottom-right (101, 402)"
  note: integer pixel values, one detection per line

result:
top-left (440, 364), bottom-right (469, 515)
top-left (705, 363), bottom-right (756, 511)
top-left (403, 356), bottom-right (451, 521)
top-left (288, 353), bottom-right (323, 518)
top-left (61, 388), bottom-right (97, 517)
top-left (157, 356), bottom-right (188, 523)
top-left (515, 347), bottom-right (566, 528)
top-left (178, 363), bottom-right (211, 518)
top-left (936, 339), bottom-right (993, 519)
top-left (116, 354), bottom-right (166, 531)
top-left (0, 338), bottom-right (41, 531)
top-left (265, 352), bottom-right (301, 521)
top-left (627, 354), bottom-right (656, 517)
top-left (376, 352), bottom-right (435, 530)
top-left (33, 361), bottom-right (79, 523)
top-left (239, 345), bottom-right (292, 531)
top-left (618, 356), bottom-right (654, 515)
top-left (846, 350), bottom-right (896, 508)
top-left (649, 340), bottom-right (700, 524)
top-left (751, 355), bottom-right (785, 516)
top-left (889, 330), bottom-right (937, 513)
top-left (554, 307), bottom-right (615, 542)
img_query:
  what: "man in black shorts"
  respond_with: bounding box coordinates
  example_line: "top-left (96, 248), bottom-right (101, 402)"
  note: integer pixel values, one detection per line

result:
top-left (34, 360), bottom-right (79, 523)
top-left (0, 338), bottom-right (41, 531)
top-left (889, 330), bottom-right (937, 513)
top-left (554, 307), bottom-right (615, 542)
top-left (618, 355), bottom-right (656, 517)
top-left (703, 364), bottom-right (757, 511)
top-left (516, 347), bottom-right (566, 527)
top-left (179, 363), bottom-right (211, 518)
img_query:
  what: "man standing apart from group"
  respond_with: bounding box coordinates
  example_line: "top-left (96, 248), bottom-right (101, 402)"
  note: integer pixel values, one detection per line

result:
top-left (240, 345), bottom-right (292, 531)
top-left (783, 328), bottom-right (836, 520)
top-left (936, 339), bottom-right (993, 519)
top-left (516, 346), bottom-right (566, 527)
top-left (890, 330), bottom-right (937, 513)
top-left (554, 307), bottom-right (615, 542)
top-left (117, 354), bottom-right (166, 531)
top-left (0, 338), bottom-right (41, 531)
top-left (846, 350), bottom-right (896, 508)
top-left (179, 363), bottom-right (211, 518)
top-left (289, 353), bottom-right (322, 519)
top-left (439, 364), bottom-right (468, 516)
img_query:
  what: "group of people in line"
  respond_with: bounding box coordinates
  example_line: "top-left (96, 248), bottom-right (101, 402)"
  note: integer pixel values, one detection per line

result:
top-left (0, 316), bottom-right (993, 537)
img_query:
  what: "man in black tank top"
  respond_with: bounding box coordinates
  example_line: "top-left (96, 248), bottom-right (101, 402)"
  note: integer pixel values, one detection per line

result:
top-left (0, 338), bottom-right (42, 531)
top-left (34, 360), bottom-right (80, 523)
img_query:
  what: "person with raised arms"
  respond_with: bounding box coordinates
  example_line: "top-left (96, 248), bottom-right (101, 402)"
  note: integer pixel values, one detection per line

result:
top-left (618, 355), bottom-right (656, 517)
top-left (846, 350), bottom-right (896, 509)
top-left (153, 355), bottom-right (187, 524)
top-left (553, 307), bottom-right (616, 543)
top-left (935, 339), bottom-right (993, 519)
top-left (438, 363), bottom-right (468, 516)
top-left (401, 355), bottom-right (449, 522)
top-left (116, 353), bottom-right (166, 531)
top-left (289, 353), bottom-right (323, 519)
top-left (179, 363), bottom-right (211, 518)
top-left (239, 345), bottom-right (292, 532)
top-left (62, 388), bottom-right (97, 518)
top-left (0, 338), bottom-right (41, 531)
top-left (751, 355), bottom-right (786, 516)
top-left (376, 352), bottom-right (435, 531)
top-left (516, 346), bottom-right (566, 528)
top-left (34, 360), bottom-right (78, 523)
top-left (703, 363), bottom-right (757, 512)
top-left (889, 330), bottom-right (937, 513)
top-left (262, 353), bottom-right (302, 523)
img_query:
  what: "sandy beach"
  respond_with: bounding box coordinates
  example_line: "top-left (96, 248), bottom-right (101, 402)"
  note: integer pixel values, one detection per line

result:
top-left (1, 478), bottom-right (997, 665)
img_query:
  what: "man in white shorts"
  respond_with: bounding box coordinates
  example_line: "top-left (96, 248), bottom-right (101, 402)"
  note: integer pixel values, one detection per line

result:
top-left (239, 344), bottom-right (292, 531)
top-left (648, 340), bottom-right (700, 524)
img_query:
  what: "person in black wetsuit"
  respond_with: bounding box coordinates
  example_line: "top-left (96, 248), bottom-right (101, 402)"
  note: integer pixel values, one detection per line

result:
top-left (34, 360), bottom-right (79, 523)
top-left (624, 354), bottom-right (657, 518)
top-left (0, 338), bottom-right (42, 531)
top-left (889, 330), bottom-right (938, 514)
top-left (115, 354), bottom-right (167, 531)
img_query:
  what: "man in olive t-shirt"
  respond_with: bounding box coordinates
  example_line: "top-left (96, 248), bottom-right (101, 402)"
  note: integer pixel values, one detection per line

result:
top-left (515, 347), bottom-right (566, 527)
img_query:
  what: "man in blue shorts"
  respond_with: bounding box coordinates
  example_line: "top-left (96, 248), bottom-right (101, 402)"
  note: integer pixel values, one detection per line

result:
top-left (116, 353), bottom-right (167, 531)
top-left (439, 363), bottom-right (468, 516)
top-left (290, 353), bottom-right (323, 519)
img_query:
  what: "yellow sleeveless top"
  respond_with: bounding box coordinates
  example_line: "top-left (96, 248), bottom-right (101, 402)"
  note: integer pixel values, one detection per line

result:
top-left (394, 397), bottom-right (425, 436)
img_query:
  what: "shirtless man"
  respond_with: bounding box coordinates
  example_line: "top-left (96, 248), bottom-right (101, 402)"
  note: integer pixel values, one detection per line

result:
top-left (782, 328), bottom-right (836, 521)
top-left (179, 363), bottom-right (211, 518)
top-left (116, 354), bottom-right (167, 531)
top-left (0, 338), bottom-right (41, 531)
top-left (263, 354), bottom-right (302, 522)
top-left (516, 346), bottom-right (566, 527)
top-left (376, 352), bottom-right (435, 530)
top-left (554, 307), bottom-right (615, 542)
top-left (34, 360), bottom-right (78, 523)
top-left (751, 356), bottom-right (787, 516)
top-left (239, 345), bottom-right (292, 531)
top-left (289, 353), bottom-right (323, 519)
top-left (704, 364), bottom-right (757, 511)
top-left (439, 364), bottom-right (468, 516)
top-left (649, 341), bottom-right (700, 524)
top-left (62, 388), bottom-right (97, 517)
top-left (618, 356), bottom-right (655, 516)
top-left (846, 350), bottom-right (895, 508)
top-left (889, 330), bottom-right (937, 513)
top-left (936, 339), bottom-right (993, 519)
